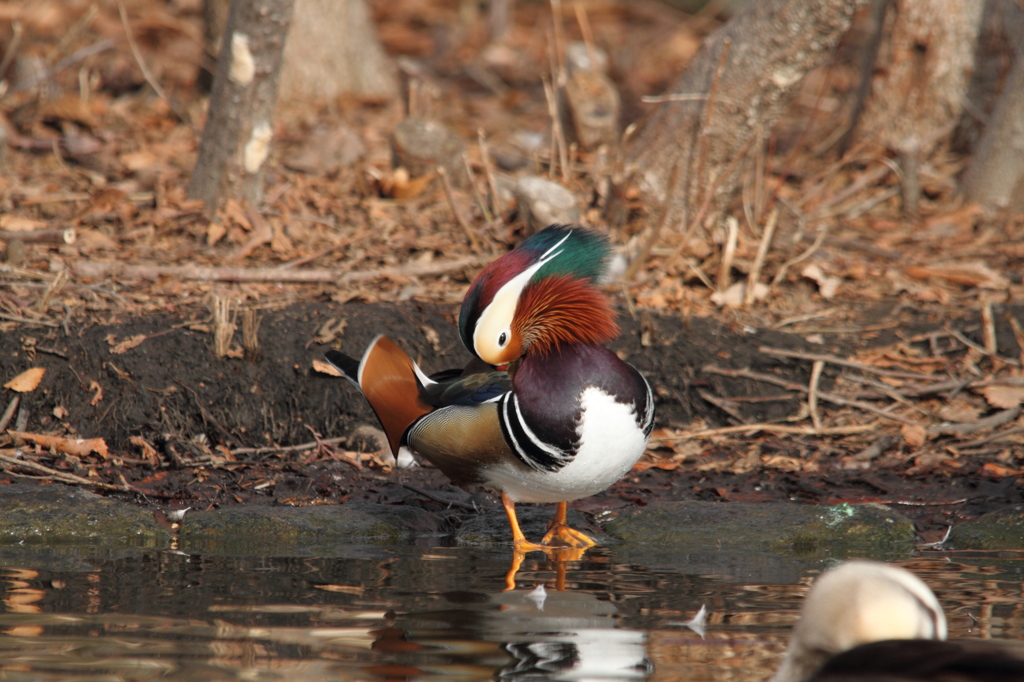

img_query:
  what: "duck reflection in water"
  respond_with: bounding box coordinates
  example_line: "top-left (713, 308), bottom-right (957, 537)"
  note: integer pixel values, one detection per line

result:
top-left (368, 576), bottom-right (651, 680)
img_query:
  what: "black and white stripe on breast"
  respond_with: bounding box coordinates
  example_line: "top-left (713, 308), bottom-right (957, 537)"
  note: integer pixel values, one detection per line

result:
top-left (498, 392), bottom-right (576, 472)
top-left (639, 375), bottom-right (655, 437)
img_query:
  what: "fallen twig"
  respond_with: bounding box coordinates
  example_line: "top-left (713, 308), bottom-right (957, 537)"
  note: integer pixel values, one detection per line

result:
top-left (759, 346), bottom-right (940, 380)
top-left (654, 421), bottom-right (879, 440)
top-left (0, 227), bottom-right (75, 244)
top-left (698, 389), bottom-right (745, 424)
top-left (718, 215), bottom-right (738, 292)
top-left (437, 166), bottom-right (481, 252)
top-left (981, 302), bottom-right (997, 354)
top-left (0, 264), bottom-right (59, 281)
top-left (7, 430), bottom-right (108, 458)
top-left (230, 436), bottom-right (348, 456)
top-left (0, 396), bottom-right (19, 433)
top-left (948, 328), bottom-right (1020, 367)
top-left (772, 223), bottom-right (829, 287)
top-left (72, 255), bottom-right (490, 284)
top-left (744, 207), bottom-right (778, 305)
top-left (704, 364), bottom-right (922, 426)
top-left (844, 434), bottom-right (897, 463)
top-left (462, 152), bottom-right (493, 224)
top-left (928, 406), bottom-right (1022, 438)
top-left (807, 359), bottom-right (824, 431)
top-left (956, 426), bottom-right (1024, 450)
top-left (0, 450), bottom-right (133, 492)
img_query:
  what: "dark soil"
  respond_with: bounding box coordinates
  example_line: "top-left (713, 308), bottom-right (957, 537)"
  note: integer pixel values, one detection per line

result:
top-left (1, 302), bottom-right (829, 451)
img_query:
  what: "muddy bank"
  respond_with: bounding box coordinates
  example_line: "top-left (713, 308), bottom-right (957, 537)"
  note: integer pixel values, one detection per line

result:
top-left (1, 302), bottom-right (826, 452)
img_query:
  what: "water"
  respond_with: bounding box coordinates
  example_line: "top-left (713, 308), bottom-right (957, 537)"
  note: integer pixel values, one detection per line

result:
top-left (0, 545), bottom-right (1022, 680)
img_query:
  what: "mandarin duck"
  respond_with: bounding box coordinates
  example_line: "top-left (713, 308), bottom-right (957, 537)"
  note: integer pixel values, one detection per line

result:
top-left (326, 225), bottom-right (654, 554)
top-left (772, 560), bottom-right (1024, 682)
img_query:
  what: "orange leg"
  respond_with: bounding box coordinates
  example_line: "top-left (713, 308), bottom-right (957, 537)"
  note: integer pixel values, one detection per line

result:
top-left (540, 501), bottom-right (597, 549)
top-left (502, 492), bottom-right (548, 553)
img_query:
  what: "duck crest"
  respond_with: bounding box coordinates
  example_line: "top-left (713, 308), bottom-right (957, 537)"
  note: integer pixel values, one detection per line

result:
top-left (459, 225), bottom-right (613, 362)
top-left (514, 275), bottom-right (618, 356)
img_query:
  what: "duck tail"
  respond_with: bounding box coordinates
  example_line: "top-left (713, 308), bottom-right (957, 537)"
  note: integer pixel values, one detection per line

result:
top-left (325, 336), bottom-right (432, 455)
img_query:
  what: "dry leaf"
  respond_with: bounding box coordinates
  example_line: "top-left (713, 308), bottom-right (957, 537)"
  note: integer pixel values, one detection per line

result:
top-left (76, 229), bottom-right (118, 252)
top-left (381, 167), bottom-right (434, 199)
top-left (207, 222), bottom-right (227, 246)
top-left (421, 325), bottom-right (441, 351)
top-left (0, 215), bottom-right (47, 232)
top-left (313, 318), bottom-right (347, 344)
top-left (980, 461), bottom-right (1022, 478)
top-left (4, 367), bottom-right (45, 392)
top-left (313, 359), bottom-right (343, 376)
top-left (979, 385), bottom-right (1024, 409)
top-left (130, 435), bottom-right (160, 466)
top-left (632, 458), bottom-right (681, 472)
top-left (801, 264), bottom-right (841, 299)
top-left (8, 431), bottom-right (109, 458)
top-left (109, 334), bottom-right (147, 354)
top-left (710, 281), bottom-right (769, 307)
top-left (901, 423), bottom-right (927, 448)
top-left (119, 150), bottom-right (159, 172)
top-left (88, 380), bottom-right (104, 406)
top-left (39, 94), bottom-right (96, 128)
top-left (936, 402), bottom-right (981, 423)
top-left (762, 455), bottom-right (812, 472)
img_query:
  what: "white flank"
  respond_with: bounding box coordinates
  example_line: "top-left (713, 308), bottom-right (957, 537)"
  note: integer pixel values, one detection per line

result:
top-left (485, 387), bottom-right (648, 503)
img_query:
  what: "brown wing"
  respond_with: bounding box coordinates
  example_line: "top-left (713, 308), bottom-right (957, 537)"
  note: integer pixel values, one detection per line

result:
top-left (406, 402), bottom-right (512, 488)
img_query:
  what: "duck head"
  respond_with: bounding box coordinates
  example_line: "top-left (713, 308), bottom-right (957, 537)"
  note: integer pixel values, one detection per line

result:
top-left (459, 225), bottom-right (618, 366)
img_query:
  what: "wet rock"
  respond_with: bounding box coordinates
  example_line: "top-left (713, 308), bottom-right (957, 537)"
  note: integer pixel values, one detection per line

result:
top-left (391, 117), bottom-right (468, 186)
top-left (948, 505), bottom-right (1024, 550)
top-left (178, 501), bottom-right (439, 555)
top-left (0, 484), bottom-right (170, 548)
top-left (514, 175), bottom-right (580, 231)
top-left (603, 501), bottom-right (916, 559)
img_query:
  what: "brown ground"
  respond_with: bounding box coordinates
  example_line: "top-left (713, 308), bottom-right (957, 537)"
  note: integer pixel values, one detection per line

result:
top-left (1, 0), bottom-right (1023, 543)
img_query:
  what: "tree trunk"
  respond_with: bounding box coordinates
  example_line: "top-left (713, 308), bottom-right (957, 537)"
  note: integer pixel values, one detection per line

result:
top-left (619, 0), bottom-right (864, 236)
top-left (961, 0), bottom-right (1024, 211)
top-left (276, 0), bottom-right (397, 106)
top-left (189, 0), bottom-right (295, 210)
top-left (857, 0), bottom-right (984, 156)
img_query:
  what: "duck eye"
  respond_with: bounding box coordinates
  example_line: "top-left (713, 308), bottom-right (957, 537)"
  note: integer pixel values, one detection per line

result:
top-left (498, 331), bottom-right (508, 347)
